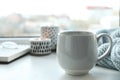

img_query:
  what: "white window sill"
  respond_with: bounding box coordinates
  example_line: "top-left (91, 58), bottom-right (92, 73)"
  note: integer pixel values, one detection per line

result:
top-left (0, 37), bottom-right (40, 45)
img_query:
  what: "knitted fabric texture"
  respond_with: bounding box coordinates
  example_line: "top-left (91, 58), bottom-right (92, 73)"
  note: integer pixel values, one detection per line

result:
top-left (97, 28), bottom-right (120, 71)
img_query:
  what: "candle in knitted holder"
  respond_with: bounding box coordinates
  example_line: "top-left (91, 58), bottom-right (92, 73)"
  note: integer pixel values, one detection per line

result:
top-left (40, 26), bottom-right (59, 51)
top-left (30, 38), bottom-right (51, 55)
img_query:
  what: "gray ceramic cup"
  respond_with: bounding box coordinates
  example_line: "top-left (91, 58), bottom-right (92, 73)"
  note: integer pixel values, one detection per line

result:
top-left (57, 31), bottom-right (112, 75)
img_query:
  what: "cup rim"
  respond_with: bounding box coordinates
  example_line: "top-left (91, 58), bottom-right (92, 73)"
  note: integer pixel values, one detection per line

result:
top-left (59, 31), bottom-right (94, 36)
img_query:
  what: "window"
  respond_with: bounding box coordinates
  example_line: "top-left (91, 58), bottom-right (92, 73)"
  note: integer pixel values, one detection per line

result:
top-left (0, 0), bottom-right (119, 36)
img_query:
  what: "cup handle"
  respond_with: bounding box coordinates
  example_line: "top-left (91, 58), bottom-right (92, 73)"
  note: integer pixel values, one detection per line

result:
top-left (97, 33), bottom-right (112, 61)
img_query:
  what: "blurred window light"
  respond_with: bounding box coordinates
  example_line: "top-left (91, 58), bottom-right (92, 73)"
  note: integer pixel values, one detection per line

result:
top-left (0, 0), bottom-right (119, 36)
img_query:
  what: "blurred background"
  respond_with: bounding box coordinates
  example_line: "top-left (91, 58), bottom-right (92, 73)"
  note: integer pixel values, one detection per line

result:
top-left (0, 0), bottom-right (119, 36)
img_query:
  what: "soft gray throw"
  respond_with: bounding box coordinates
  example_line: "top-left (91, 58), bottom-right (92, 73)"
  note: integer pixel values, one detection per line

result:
top-left (96, 28), bottom-right (120, 71)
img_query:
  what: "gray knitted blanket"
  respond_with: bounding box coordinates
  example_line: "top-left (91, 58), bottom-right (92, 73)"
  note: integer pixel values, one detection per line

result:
top-left (97, 28), bottom-right (120, 71)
